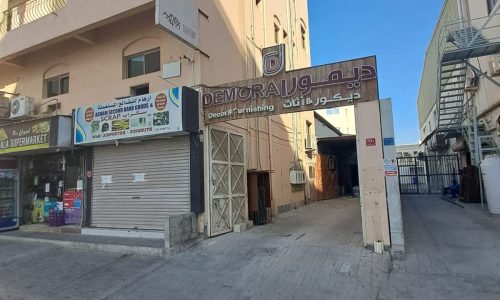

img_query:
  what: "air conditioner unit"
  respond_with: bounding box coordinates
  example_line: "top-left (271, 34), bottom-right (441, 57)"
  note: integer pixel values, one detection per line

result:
top-left (489, 54), bottom-right (500, 77)
top-left (289, 170), bottom-right (306, 185)
top-left (305, 134), bottom-right (313, 149)
top-left (464, 71), bottom-right (479, 92)
top-left (10, 96), bottom-right (34, 119)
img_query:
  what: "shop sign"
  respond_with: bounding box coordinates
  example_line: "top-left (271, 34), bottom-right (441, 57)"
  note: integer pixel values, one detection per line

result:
top-left (365, 138), bottom-right (376, 147)
top-left (155, 0), bottom-right (198, 48)
top-left (74, 88), bottom-right (184, 145)
top-left (202, 56), bottom-right (378, 124)
top-left (0, 119), bottom-right (51, 154)
top-left (383, 137), bottom-right (395, 146)
top-left (384, 159), bottom-right (398, 177)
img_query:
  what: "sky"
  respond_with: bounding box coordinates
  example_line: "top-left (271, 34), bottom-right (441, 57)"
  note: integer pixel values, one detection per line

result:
top-left (308, 0), bottom-right (444, 145)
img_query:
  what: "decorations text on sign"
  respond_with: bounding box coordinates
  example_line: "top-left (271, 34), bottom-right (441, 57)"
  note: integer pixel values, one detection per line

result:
top-left (202, 56), bottom-right (378, 124)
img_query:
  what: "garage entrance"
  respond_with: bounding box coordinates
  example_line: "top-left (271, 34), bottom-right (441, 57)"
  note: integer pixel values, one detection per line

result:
top-left (202, 48), bottom-right (402, 250)
top-left (317, 135), bottom-right (358, 198)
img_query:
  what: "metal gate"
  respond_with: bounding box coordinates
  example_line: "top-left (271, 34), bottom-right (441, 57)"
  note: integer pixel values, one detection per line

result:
top-left (208, 128), bottom-right (247, 236)
top-left (397, 154), bottom-right (460, 194)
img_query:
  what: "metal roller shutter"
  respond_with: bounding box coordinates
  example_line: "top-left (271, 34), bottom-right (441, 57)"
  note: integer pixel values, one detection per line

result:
top-left (91, 137), bottom-right (190, 230)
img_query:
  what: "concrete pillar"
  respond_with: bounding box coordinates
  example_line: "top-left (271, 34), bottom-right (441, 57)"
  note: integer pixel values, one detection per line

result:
top-left (355, 100), bottom-right (391, 248)
top-left (379, 99), bottom-right (405, 256)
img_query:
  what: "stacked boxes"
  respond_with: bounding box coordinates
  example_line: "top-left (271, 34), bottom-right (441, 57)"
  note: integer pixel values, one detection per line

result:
top-left (48, 208), bottom-right (64, 227)
top-left (63, 190), bottom-right (82, 225)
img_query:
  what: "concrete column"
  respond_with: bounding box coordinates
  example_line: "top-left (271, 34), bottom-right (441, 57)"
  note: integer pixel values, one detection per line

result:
top-left (379, 99), bottom-right (405, 256)
top-left (355, 100), bottom-right (391, 248)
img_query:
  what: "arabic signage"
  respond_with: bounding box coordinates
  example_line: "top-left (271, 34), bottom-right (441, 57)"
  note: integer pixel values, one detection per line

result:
top-left (202, 56), bottom-right (378, 124)
top-left (0, 119), bottom-right (51, 154)
top-left (155, 0), bottom-right (199, 48)
top-left (74, 88), bottom-right (184, 145)
top-left (384, 159), bottom-right (398, 177)
top-left (365, 138), bottom-right (377, 147)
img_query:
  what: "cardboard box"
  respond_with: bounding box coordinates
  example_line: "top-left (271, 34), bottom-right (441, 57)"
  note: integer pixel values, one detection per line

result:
top-left (64, 208), bottom-right (82, 225)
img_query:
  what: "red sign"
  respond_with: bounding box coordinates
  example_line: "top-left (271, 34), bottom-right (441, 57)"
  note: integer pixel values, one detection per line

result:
top-left (385, 171), bottom-right (398, 176)
top-left (63, 190), bottom-right (83, 209)
top-left (85, 108), bottom-right (94, 123)
top-left (366, 138), bottom-right (376, 147)
top-left (155, 93), bottom-right (168, 111)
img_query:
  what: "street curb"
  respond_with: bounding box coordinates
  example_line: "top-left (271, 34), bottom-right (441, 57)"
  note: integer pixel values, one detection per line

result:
top-left (0, 235), bottom-right (167, 257)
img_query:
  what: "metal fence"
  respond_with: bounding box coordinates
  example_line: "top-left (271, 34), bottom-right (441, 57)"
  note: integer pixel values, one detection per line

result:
top-left (1, 0), bottom-right (67, 33)
top-left (397, 154), bottom-right (460, 194)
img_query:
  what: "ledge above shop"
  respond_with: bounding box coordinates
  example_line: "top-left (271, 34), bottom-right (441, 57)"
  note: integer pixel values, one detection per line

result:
top-left (0, 116), bottom-right (73, 156)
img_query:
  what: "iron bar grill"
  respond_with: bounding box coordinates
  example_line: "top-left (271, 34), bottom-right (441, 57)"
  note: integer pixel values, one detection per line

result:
top-left (0, 0), bottom-right (67, 33)
top-left (397, 154), bottom-right (460, 194)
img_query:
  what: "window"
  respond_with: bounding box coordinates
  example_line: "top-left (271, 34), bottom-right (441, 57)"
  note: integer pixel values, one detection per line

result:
top-left (487, 0), bottom-right (497, 14)
top-left (301, 25), bottom-right (306, 49)
top-left (126, 48), bottom-right (161, 78)
top-left (130, 84), bottom-right (150, 96)
top-left (44, 74), bottom-right (69, 98)
top-left (309, 166), bottom-right (315, 179)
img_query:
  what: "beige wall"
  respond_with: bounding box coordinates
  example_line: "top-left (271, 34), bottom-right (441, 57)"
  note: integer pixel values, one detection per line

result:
top-left (317, 106), bottom-right (356, 135)
top-left (355, 100), bottom-right (390, 247)
top-left (0, 0), bottom-right (314, 221)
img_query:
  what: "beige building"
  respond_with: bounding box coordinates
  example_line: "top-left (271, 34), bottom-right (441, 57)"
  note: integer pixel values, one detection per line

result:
top-left (417, 0), bottom-right (500, 206)
top-left (417, 0), bottom-right (499, 157)
top-left (0, 0), bottom-right (317, 237)
top-left (316, 106), bottom-right (356, 135)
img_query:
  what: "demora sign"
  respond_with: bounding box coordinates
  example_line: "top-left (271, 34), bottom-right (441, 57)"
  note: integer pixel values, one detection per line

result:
top-left (203, 45), bottom-right (379, 124)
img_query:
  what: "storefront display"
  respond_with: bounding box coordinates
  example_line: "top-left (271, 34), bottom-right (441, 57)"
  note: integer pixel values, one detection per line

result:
top-left (0, 169), bottom-right (19, 231)
top-left (74, 87), bottom-right (202, 233)
top-left (21, 152), bottom-right (85, 227)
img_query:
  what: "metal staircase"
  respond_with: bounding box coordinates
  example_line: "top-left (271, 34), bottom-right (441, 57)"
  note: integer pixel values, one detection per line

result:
top-left (437, 61), bottom-right (466, 131)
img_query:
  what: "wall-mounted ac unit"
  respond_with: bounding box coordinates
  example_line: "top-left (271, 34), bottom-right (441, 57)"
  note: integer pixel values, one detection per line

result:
top-left (10, 96), bottom-right (34, 119)
top-left (289, 170), bottom-right (306, 185)
top-left (305, 134), bottom-right (313, 149)
top-left (464, 71), bottom-right (479, 92)
top-left (489, 54), bottom-right (500, 77)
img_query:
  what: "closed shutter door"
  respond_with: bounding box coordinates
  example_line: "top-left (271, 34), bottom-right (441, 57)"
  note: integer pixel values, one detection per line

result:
top-left (91, 137), bottom-right (190, 230)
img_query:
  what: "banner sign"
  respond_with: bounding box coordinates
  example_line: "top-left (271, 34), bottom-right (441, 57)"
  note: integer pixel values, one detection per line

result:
top-left (202, 56), bottom-right (378, 124)
top-left (155, 0), bottom-right (199, 48)
top-left (74, 88), bottom-right (184, 145)
top-left (0, 119), bottom-right (51, 154)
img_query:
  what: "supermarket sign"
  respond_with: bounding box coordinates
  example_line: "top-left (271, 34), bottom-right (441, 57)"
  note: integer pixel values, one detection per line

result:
top-left (0, 116), bottom-right (72, 155)
top-left (0, 119), bottom-right (51, 154)
top-left (74, 87), bottom-right (199, 145)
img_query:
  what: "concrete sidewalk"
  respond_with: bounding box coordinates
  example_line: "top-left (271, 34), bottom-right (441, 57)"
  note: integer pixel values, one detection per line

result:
top-left (378, 194), bottom-right (500, 299)
top-left (0, 230), bottom-right (166, 257)
top-left (1, 195), bottom-right (500, 299)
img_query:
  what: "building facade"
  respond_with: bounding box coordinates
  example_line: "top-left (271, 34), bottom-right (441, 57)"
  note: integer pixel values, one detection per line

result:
top-left (417, 0), bottom-right (499, 202)
top-left (0, 0), bottom-right (316, 237)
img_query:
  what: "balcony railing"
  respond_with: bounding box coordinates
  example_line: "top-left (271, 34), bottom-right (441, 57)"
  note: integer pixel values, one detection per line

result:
top-left (0, 0), bottom-right (67, 33)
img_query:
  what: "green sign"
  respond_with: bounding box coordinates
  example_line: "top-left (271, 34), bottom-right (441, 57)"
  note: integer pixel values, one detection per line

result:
top-left (0, 119), bottom-right (51, 154)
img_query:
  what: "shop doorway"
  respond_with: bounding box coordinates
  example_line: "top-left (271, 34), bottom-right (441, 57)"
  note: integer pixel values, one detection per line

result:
top-left (247, 172), bottom-right (271, 226)
top-left (207, 127), bottom-right (247, 236)
top-left (316, 136), bottom-right (358, 199)
top-left (19, 151), bottom-right (85, 229)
